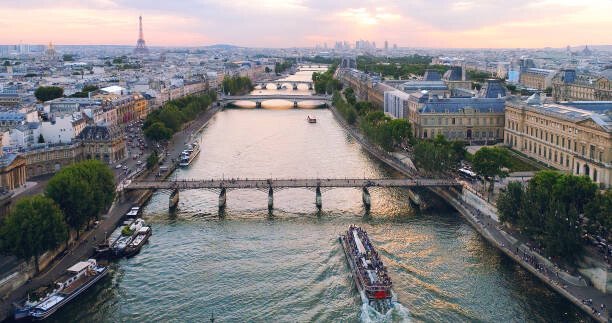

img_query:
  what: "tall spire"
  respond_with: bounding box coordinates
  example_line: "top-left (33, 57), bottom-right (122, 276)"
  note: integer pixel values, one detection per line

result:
top-left (134, 15), bottom-right (149, 55)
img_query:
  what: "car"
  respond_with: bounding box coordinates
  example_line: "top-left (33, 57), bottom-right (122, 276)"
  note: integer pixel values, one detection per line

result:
top-left (123, 166), bottom-right (128, 170)
top-left (136, 160), bottom-right (143, 165)
top-left (115, 164), bottom-right (123, 169)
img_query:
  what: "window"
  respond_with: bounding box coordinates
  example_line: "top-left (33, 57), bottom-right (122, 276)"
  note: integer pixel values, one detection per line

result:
top-left (452, 118), bottom-right (456, 125)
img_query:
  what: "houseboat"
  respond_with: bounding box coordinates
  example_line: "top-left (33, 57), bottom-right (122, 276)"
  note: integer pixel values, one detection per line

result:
top-left (15, 259), bottom-right (108, 320)
top-left (123, 226), bottom-right (152, 257)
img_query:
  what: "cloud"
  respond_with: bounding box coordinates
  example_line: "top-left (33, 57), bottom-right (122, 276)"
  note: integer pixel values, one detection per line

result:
top-left (0, 0), bottom-right (610, 47)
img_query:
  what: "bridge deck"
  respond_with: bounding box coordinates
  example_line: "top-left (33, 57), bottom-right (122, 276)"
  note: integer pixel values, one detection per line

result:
top-left (222, 95), bottom-right (331, 101)
top-left (126, 178), bottom-right (460, 190)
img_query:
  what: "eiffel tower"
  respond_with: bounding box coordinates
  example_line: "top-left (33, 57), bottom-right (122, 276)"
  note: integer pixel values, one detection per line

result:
top-left (134, 15), bottom-right (149, 55)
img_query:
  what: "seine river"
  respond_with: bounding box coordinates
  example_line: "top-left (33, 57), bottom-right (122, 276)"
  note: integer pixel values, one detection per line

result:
top-left (47, 70), bottom-right (588, 322)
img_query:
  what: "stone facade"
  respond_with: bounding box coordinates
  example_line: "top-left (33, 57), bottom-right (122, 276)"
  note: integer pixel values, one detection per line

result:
top-left (552, 69), bottom-right (612, 102)
top-left (77, 125), bottom-right (126, 164)
top-left (0, 154), bottom-right (26, 190)
top-left (504, 95), bottom-right (611, 187)
top-left (519, 68), bottom-right (556, 90)
top-left (23, 144), bottom-right (83, 179)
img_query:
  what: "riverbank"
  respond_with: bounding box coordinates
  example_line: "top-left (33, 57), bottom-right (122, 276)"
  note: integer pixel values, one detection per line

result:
top-left (0, 105), bottom-right (220, 322)
top-left (328, 105), bottom-right (611, 322)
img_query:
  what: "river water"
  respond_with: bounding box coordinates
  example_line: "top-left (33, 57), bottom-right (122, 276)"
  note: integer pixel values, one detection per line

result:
top-left (47, 70), bottom-right (588, 322)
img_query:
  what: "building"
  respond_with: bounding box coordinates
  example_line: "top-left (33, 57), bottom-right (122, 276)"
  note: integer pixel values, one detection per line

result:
top-left (504, 94), bottom-right (611, 187)
top-left (552, 69), bottom-right (612, 102)
top-left (384, 90), bottom-right (410, 119)
top-left (76, 125), bottom-right (126, 164)
top-left (406, 80), bottom-right (507, 143)
top-left (442, 66), bottom-right (471, 90)
top-left (0, 153), bottom-right (26, 191)
top-left (40, 114), bottom-right (86, 144)
top-left (519, 68), bottom-right (556, 90)
top-left (0, 112), bottom-right (25, 132)
top-left (0, 93), bottom-right (20, 107)
top-left (23, 143), bottom-right (83, 179)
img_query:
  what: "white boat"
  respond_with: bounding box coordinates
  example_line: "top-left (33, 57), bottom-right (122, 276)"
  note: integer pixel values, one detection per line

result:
top-left (179, 142), bottom-right (201, 167)
top-left (17, 259), bottom-right (108, 320)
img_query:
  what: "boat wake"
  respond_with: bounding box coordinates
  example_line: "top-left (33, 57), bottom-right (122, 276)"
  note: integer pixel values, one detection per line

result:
top-left (360, 292), bottom-right (411, 323)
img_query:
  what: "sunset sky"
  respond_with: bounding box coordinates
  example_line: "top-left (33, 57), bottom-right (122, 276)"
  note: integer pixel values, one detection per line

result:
top-left (1, 0), bottom-right (611, 48)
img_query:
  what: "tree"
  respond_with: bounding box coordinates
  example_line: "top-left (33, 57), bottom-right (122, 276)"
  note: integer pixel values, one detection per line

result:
top-left (472, 147), bottom-right (510, 194)
top-left (3, 60), bottom-right (10, 66)
top-left (147, 151), bottom-right (159, 169)
top-left (46, 160), bottom-right (115, 238)
top-left (62, 54), bottom-right (74, 61)
top-left (585, 190), bottom-right (612, 240)
top-left (497, 181), bottom-right (524, 225)
top-left (0, 196), bottom-right (68, 273)
top-left (264, 66), bottom-right (271, 73)
top-left (45, 169), bottom-right (92, 240)
top-left (34, 86), bottom-right (64, 102)
top-left (37, 134), bottom-right (45, 143)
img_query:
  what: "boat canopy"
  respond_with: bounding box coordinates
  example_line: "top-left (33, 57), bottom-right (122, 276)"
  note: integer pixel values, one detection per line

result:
top-left (352, 231), bottom-right (367, 255)
top-left (67, 260), bottom-right (94, 273)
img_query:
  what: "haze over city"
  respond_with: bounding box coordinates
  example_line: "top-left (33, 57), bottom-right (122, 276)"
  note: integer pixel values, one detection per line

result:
top-left (1, 0), bottom-right (612, 47)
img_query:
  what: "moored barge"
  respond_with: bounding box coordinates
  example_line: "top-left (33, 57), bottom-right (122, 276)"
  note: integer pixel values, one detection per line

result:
top-left (339, 225), bottom-right (394, 313)
top-left (14, 259), bottom-right (108, 320)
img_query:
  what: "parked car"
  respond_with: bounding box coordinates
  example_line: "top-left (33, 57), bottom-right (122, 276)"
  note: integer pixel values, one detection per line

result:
top-left (115, 164), bottom-right (123, 169)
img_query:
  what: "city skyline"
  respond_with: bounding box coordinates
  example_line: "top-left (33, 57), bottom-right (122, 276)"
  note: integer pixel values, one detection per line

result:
top-left (1, 0), bottom-right (612, 48)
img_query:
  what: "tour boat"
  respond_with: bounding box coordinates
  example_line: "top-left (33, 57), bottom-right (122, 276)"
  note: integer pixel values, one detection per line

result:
top-left (179, 142), bottom-right (201, 167)
top-left (339, 225), bottom-right (394, 313)
top-left (307, 115), bottom-right (317, 123)
top-left (15, 259), bottom-right (108, 320)
top-left (123, 226), bottom-right (152, 257)
top-left (95, 216), bottom-right (138, 258)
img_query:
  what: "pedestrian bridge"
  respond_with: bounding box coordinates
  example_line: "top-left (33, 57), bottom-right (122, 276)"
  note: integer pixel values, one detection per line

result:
top-left (222, 94), bottom-right (331, 108)
top-left (125, 177), bottom-right (460, 211)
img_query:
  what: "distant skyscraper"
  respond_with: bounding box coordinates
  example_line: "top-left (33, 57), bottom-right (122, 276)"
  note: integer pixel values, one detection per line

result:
top-left (134, 15), bottom-right (149, 55)
top-left (384, 41), bottom-right (389, 51)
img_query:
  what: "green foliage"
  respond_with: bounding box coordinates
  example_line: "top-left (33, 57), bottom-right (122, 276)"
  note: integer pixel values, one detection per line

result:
top-left (585, 190), bottom-right (612, 241)
top-left (264, 66), bottom-right (271, 73)
top-left (34, 86), bottom-right (64, 102)
top-left (355, 55), bottom-right (445, 79)
top-left (147, 151), bottom-right (159, 169)
top-left (305, 56), bottom-right (339, 65)
top-left (467, 70), bottom-right (493, 83)
top-left (143, 92), bottom-right (215, 141)
top-left (121, 226), bottom-right (134, 236)
top-left (0, 196), bottom-right (68, 272)
top-left (344, 88), bottom-right (356, 105)
top-left (274, 60), bottom-right (293, 74)
top-left (496, 170), bottom-right (604, 263)
top-left (497, 181), bottom-right (524, 225)
top-left (413, 135), bottom-right (464, 173)
top-left (45, 160), bottom-right (115, 239)
top-left (37, 134), bottom-right (45, 143)
top-left (360, 111), bottom-right (412, 151)
top-left (144, 122), bottom-right (173, 141)
top-left (62, 54), bottom-right (74, 61)
top-left (2, 60), bottom-right (10, 66)
top-left (70, 85), bottom-right (99, 98)
top-left (222, 75), bottom-right (253, 95)
top-left (472, 147), bottom-right (510, 192)
top-left (313, 65), bottom-right (341, 94)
